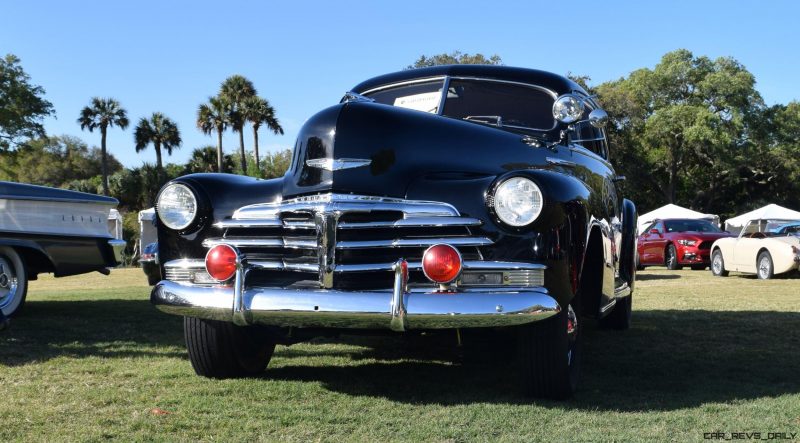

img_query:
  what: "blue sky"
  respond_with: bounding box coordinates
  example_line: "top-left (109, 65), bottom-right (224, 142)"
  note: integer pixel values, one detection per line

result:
top-left (2, 1), bottom-right (799, 168)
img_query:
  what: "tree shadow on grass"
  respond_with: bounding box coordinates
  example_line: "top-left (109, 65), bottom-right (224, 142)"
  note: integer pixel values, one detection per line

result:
top-left (0, 299), bottom-right (185, 365)
top-left (266, 310), bottom-right (800, 411)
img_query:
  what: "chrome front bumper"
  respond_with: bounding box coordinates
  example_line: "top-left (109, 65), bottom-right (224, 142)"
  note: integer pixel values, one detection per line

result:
top-left (151, 259), bottom-right (560, 331)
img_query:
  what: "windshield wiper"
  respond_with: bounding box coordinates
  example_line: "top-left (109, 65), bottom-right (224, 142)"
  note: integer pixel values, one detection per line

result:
top-left (464, 115), bottom-right (503, 127)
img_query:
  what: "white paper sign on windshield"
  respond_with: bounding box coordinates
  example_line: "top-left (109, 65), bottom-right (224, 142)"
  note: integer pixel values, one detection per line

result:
top-left (393, 91), bottom-right (441, 113)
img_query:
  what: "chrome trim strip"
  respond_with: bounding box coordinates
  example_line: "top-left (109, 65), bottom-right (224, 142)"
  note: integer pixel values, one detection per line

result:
top-left (249, 260), bottom-right (318, 273)
top-left (338, 216), bottom-right (482, 229)
top-left (336, 237), bottom-right (493, 249)
top-left (359, 76), bottom-right (447, 96)
top-left (332, 260), bottom-right (546, 273)
top-left (164, 259), bottom-right (205, 269)
top-left (546, 157), bottom-right (577, 168)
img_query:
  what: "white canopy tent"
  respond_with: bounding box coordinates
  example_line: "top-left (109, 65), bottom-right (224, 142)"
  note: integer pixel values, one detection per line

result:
top-left (724, 204), bottom-right (800, 234)
top-left (139, 208), bottom-right (157, 253)
top-left (107, 209), bottom-right (123, 240)
top-left (637, 204), bottom-right (719, 235)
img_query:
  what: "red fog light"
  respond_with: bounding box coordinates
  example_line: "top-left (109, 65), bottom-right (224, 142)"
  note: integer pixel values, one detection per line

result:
top-left (205, 244), bottom-right (238, 282)
top-left (422, 244), bottom-right (462, 284)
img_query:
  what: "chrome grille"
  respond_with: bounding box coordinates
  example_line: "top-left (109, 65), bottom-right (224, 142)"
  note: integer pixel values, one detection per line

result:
top-left (213, 193), bottom-right (492, 289)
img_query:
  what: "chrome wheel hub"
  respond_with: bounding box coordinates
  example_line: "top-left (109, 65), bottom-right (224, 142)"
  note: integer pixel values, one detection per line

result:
top-left (759, 258), bottom-right (769, 278)
top-left (712, 255), bottom-right (721, 273)
top-left (0, 257), bottom-right (18, 308)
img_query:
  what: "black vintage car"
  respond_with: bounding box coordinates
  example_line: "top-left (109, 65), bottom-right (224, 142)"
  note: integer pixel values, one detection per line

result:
top-left (151, 65), bottom-right (637, 399)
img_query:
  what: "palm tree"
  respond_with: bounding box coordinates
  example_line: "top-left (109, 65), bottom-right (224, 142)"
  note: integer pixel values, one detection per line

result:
top-left (197, 96), bottom-right (229, 173)
top-left (220, 75), bottom-right (257, 173)
top-left (77, 97), bottom-right (129, 195)
top-left (134, 112), bottom-right (182, 181)
top-left (242, 96), bottom-right (283, 174)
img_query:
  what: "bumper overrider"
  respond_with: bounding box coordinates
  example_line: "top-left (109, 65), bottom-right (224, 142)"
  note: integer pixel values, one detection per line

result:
top-left (151, 258), bottom-right (560, 332)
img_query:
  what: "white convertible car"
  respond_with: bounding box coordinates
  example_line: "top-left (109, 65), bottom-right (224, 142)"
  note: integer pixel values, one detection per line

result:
top-left (710, 219), bottom-right (800, 279)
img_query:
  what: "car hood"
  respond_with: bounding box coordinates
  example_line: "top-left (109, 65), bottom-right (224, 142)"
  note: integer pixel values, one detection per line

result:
top-left (281, 102), bottom-right (554, 199)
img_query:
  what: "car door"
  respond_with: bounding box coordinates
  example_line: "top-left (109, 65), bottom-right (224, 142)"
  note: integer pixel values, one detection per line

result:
top-left (732, 237), bottom-right (763, 272)
top-left (640, 221), bottom-right (667, 264)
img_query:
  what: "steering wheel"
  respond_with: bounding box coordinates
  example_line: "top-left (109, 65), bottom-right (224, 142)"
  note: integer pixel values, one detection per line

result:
top-left (750, 232), bottom-right (766, 239)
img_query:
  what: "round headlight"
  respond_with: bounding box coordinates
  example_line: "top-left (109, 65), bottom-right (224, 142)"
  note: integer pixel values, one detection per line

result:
top-left (492, 177), bottom-right (543, 227)
top-left (552, 94), bottom-right (584, 124)
top-left (157, 183), bottom-right (197, 230)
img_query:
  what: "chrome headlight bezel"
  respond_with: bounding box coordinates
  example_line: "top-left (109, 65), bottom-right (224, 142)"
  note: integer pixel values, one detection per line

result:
top-left (552, 94), bottom-right (585, 124)
top-left (489, 177), bottom-right (544, 228)
top-left (156, 183), bottom-right (198, 231)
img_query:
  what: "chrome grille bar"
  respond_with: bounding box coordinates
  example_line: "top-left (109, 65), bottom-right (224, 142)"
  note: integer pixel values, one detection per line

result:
top-left (336, 237), bottom-right (493, 249)
top-left (338, 216), bottom-right (482, 229)
top-left (203, 237), bottom-right (316, 249)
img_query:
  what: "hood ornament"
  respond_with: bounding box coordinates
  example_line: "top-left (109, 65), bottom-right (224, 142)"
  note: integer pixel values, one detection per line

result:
top-left (306, 158), bottom-right (371, 171)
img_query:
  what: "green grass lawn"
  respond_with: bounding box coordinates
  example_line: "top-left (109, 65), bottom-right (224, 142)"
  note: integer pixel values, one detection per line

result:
top-left (1, 268), bottom-right (799, 442)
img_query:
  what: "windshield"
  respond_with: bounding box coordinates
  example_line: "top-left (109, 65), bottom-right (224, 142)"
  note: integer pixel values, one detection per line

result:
top-left (664, 219), bottom-right (722, 233)
top-left (741, 219), bottom-right (800, 237)
top-left (441, 79), bottom-right (555, 130)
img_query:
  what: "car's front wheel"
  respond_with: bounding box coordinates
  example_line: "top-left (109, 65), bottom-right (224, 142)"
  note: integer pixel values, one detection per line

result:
top-left (184, 317), bottom-right (276, 378)
top-left (517, 304), bottom-right (581, 399)
top-left (711, 249), bottom-right (729, 277)
top-left (0, 246), bottom-right (28, 317)
top-left (665, 244), bottom-right (682, 270)
top-left (757, 251), bottom-right (774, 280)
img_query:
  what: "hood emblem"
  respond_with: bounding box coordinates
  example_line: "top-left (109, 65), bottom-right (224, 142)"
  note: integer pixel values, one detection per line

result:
top-left (306, 158), bottom-right (371, 171)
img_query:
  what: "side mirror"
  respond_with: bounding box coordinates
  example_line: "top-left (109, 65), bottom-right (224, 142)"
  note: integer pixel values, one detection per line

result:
top-left (588, 109), bottom-right (608, 128)
top-left (649, 228), bottom-right (659, 235)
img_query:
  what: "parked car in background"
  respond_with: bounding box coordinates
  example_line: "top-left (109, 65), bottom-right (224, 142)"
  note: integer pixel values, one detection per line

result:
top-left (637, 218), bottom-right (733, 270)
top-left (711, 218), bottom-right (800, 279)
top-left (140, 242), bottom-right (160, 285)
top-left (150, 65), bottom-right (638, 399)
top-left (0, 181), bottom-right (126, 316)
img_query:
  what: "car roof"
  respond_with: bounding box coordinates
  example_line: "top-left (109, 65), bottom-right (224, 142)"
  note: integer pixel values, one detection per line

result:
top-left (350, 65), bottom-right (587, 97)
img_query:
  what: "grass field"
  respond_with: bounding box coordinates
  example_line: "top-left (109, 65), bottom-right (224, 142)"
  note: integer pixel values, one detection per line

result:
top-left (1, 268), bottom-right (798, 442)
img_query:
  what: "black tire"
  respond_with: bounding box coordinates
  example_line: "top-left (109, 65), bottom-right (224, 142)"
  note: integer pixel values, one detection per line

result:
top-left (517, 305), bottom-right (581, 399)
top-left (635, 253), bottom-right (644, 271)
top-left (184, 317), bottom-right (276, 378)
top-left (711, 249), bottom-right (729, 277)
top-left (665, 244), bottom-right (682, 270)
top-left (690, 264), bottom-right (706, 271)
top-left (757, 251), bottom-right (774, 280)
top-left (599, 294), bottom-right (632, 330)
top-left (0, 246), bottom-right (28, 317)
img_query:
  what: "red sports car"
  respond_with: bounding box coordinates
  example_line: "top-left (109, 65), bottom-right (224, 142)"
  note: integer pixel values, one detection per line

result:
top-left (637, 218), bottom-right (733, 270)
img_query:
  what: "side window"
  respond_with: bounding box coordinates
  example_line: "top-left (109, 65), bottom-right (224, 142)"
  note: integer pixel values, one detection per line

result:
top-left (572, 120), bottom-right (607, 158)
top-left (654, 221), bottom-right (664, 234)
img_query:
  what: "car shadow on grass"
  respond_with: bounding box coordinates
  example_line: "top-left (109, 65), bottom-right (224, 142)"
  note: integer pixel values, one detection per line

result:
top-left (0, 299), bottom-right (185, 365)
top-left (635, 273), bottom-right (682, 281)
top-left (266, 310), bottom-right (800, 410)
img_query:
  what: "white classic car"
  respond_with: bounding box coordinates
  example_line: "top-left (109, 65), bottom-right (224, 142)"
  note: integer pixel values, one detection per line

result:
top-left (0, 181), bottom-right (126, 316)
top-left (710, 219), bottom-right (800, 279)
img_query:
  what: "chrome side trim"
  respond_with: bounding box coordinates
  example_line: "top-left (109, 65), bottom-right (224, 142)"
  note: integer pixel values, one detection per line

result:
top-left (546, 157), bottom-right (577, 168)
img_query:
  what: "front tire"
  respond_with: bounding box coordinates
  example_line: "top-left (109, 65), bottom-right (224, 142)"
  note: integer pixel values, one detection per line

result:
top-left (711, 249), bottom-right (729, 277)
top-left (665, 244), bottom-right (682, 270)
top-left (757, 251), bottom-right (774, 280)
top-left (0, 246), bottom-right (28, 317)
top-left (184, 317), bottom-right (276, 378)
top-left (517, 304), bottom-right (581, 399)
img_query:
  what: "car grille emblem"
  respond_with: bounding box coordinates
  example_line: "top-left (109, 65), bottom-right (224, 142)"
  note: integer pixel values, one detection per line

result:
top-left (306, 158), bottom-right (371, 171)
